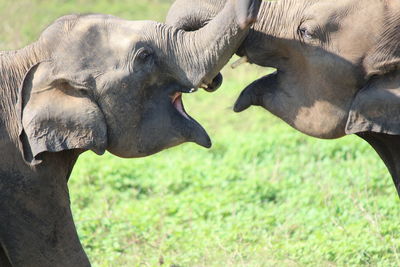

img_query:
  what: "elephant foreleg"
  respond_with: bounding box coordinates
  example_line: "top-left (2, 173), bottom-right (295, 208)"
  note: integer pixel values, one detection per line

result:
top-left (0, 172), bottom-right (90, 267)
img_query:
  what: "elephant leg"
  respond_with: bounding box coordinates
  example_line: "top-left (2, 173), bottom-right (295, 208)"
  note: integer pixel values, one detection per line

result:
top-left (0, 172), bottom-right (90, 267)
top-left (0, 244), bottom-right (12, 267)
top-left (357, 132), bottom-right (400, 197)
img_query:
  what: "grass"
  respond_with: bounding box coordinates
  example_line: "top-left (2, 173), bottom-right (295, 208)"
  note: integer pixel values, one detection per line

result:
top-left (1, 0), bottom-right (400, 266)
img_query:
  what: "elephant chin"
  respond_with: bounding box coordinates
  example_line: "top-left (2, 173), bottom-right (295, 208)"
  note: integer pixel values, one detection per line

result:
top-left (106, 89), bottom-right (211, 159)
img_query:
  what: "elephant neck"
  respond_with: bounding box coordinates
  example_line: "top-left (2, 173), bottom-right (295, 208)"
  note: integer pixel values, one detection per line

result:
top-left (0, 43), bottom-right (45, 102)
top-left (0, 42), bottom-right (47, 150)
top-left (0, 149), bottom-right (80, 182)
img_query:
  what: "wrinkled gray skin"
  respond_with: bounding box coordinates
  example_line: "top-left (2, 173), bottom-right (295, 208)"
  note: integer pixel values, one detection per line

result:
top-left (0, 1), bottom-right (260, 265)
top-left (167, 0), bottom-right (400, 196)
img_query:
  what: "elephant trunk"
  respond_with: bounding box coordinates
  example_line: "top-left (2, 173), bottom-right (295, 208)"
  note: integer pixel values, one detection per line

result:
top-left (166, 0), bottom-right (225, 31)
top-left (161, 0), bottom-right (260, 89)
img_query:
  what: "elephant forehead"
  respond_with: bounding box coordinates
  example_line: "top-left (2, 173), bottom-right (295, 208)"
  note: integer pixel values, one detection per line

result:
top-left (107, 21), bottom-right (149, 51)
top-left (53, 18), bottom-right (148, 70)
top-left (73, 18), bottom-right (144, 51)
top-left (72, 14), bottom-right (149, 34)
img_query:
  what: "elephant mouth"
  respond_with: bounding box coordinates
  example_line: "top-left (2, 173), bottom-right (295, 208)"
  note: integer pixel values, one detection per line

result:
top-left (170, 91), bottom-right (211, 148)
top-left (171, 92), bottom-right (190, 119)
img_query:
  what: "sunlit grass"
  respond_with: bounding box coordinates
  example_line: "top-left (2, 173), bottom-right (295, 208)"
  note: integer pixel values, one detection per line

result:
top-left (1, 1), bottom-right (399, 266)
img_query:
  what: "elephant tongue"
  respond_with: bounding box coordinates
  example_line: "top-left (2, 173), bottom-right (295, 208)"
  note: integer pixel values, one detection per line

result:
top-left (172, 93), bottom-right (190, 120)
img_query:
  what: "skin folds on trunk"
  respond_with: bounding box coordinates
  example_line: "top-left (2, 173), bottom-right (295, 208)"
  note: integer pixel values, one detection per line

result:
top-left (162, 0), bottom-right (259, 89)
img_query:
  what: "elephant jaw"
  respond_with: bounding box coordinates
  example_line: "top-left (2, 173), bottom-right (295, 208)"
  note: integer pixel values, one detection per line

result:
top-left (170, 91), bottom-right (212, 149)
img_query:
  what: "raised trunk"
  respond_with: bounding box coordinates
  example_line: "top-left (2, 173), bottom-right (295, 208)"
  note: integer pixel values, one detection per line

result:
top-left (162, 0), bottom-right (256, 88)
top-left (166, 0), bottom-right (225, 31)
top-left (184, 0), bottom-right (247, 86)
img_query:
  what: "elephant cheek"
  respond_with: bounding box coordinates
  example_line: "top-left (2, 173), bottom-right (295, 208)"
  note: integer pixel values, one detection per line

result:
top-left (104, 118), bottom-right (183, 158)
top-left (98, 99), bottom-right (142, 156)
top-left (293, 102), bottom-right (348, 139)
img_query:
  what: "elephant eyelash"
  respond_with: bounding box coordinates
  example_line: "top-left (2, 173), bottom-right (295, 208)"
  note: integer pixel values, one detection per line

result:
top-left (134, 47), bottom-right (154, 63)
top-left (78, 88), bottom-right (89, 95)
top-left (137, 50), bottom-right (152, 61)
top-left (298, 27), bottom-right (314, 40)
top-left (127, 47), bottom-right (155, 73)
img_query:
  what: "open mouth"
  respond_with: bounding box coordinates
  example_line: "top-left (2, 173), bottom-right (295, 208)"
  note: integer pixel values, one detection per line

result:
top-left (171, 92), bottom-right (190, 120)
top-left (169, 90), bottom-right (211, 149)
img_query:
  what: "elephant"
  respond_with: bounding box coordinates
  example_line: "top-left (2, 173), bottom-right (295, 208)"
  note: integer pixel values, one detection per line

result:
top-left (166, 0), bottom-right (400, 197)
top-left (0, 1), bottom-right (260, 266)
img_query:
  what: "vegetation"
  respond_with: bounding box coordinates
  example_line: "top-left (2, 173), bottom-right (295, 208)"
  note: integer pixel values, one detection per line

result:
top-left (1, 1), bottom-right (399, 266)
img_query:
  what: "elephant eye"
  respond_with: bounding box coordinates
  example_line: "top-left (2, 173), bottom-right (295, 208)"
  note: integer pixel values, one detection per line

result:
top-left (298, 26), bottom-right (314, 40)
top-left (136, 48), bottom-right (154, 63)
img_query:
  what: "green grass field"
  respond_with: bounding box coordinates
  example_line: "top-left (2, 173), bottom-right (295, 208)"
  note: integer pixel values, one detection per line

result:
top-left (1, 1), bottom-right (400, 266)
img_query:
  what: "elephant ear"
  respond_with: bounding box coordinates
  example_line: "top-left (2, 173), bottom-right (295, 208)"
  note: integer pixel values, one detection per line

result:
top-left (17, 61), bottom-right (108, 165)
top-left (345, 72), bottom-right (400, 196)
top-left (345, 72), bottom-right (400, 135)
top-left (345, 15), bottom-right (400, 195)
top-left (347, 10), bottom-right (400, 135)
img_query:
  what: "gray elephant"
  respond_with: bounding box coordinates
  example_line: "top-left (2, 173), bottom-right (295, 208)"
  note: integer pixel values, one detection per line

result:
top-left (0, 1), bottom-right (260, 265)
top-left (167, 0), bottom-right (400, 196)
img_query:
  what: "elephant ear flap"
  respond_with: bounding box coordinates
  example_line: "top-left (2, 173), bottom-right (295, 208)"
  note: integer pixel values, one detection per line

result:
top-left (17, 61), bottom-right (108, 165)
top-left (345, 73), bottom-right (400, 135)
top-left (348, 15), bottom-right (400, 135)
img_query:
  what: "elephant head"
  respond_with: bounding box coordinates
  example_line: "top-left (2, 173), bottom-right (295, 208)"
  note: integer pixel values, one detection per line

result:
top-left (233, 0), bottom-right (400, 138)
top-left (16, 0), bottom-right (260, 164)
top-left (232, 0), bottom-right (400, 196)
top-left (0, 3), bottom-right (264, 265)
top-left (168, 0), bottom-right (400, 195)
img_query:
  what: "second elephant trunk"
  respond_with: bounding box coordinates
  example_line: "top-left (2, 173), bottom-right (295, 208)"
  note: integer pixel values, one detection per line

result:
top-left (160, 0), bottom-right (260, 89)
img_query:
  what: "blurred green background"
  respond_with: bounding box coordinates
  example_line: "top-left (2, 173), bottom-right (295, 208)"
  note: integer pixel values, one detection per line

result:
top-left (1, 1), bottom-right (399, 266)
